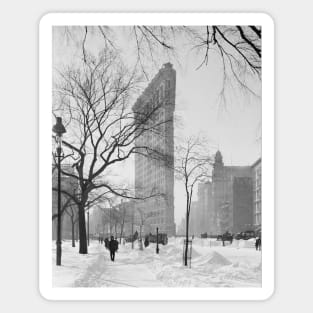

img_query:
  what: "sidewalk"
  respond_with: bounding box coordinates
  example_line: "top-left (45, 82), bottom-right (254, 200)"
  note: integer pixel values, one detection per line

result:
top-left (73, 243), bottom-right (164, 287)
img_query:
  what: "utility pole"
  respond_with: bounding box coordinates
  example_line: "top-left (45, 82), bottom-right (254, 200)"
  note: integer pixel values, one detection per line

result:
top-left (56, 146), bottom-right (62, 264)
top-left (52, 117), bottom-right (66, 266)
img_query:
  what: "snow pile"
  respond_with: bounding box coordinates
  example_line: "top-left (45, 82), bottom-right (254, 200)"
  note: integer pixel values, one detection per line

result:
top-left (52, 240), bottom-right (103, 287)
top-left (204, 251), bottom-right (232, 266)
top-left (212, 261), bottom-right (262, 286)
top-left (164, 246), bottom-right (182, 262)
top-left (52, 237), bottom-right (262, 288)
top-left (190, 248), bottom-right (201, 259)
top-left (155, 265), bottom-right (210, 287)
top-left (234, 239), bottom-right (256, 249)
top-left (254, 262), bottom-right (262, 272)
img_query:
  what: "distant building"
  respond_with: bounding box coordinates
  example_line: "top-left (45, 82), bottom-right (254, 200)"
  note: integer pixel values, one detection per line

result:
top-left (212, 151), bottom-right (256, 234)
top-left (177, 152), bottom-right (261, 237)
top-left (89, 201), bottom-right (137, 238)
top-left (132, 63), bottom-right (176, 235)
top-left (189, 201), bottom-right (200, 236)
top-left (177, 217), bottom-right (186, 236)
top-left (116, 200), bottom-right (138, 237)
top-left (52, 164), bottom-right (78, 240)
top-left (251, 158), bottom-right (262, 228)
top-left (232, 176), bottom-right (253, 233)
top-left (89, 206), bottom-right (108, 236)
top-left (197, 181), bottom-right (213, 234)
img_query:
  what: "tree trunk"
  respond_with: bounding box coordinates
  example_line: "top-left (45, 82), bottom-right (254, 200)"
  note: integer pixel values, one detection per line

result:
top-left (109, 210), bottom-right (112, 236)
top-left (185, 211), bottom-right (190, 266)
top-left (184, 188), bottom-right (190, 266)
top-left (71, 220), bottom-right (75, 247)
top-left (131, 218), bottom-right (134, 249)
top-left (78, 202), bottom-right (88, 254)
top-left (120, 219), bottom-right (125, 244)
top-left (75, 221), bottom-right (79, 242)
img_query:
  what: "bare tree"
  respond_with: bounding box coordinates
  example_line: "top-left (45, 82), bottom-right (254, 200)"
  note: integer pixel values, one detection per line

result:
top-left (136, 207), bottom-right (150, 250)
top-left (53, 47), bottom-right (172, 254)
top-left (97, 206), bottom-right (110, 237)
top-left (51, 163), bottom-right (77, 221)
top-left (55, 25), bottom-right (261, 102)
top-left (175, 136), bottom-right (212, 266)
top-left (131, 25), bottom-right (261, 102)
top-left (52, 24), bottom-right (260, 255)
top-left (64, 204), bottom-right (78, 247)
top-left (118, 201), bottom-right (132, 244)
top-left (52, 196), bottom-right (72, 221)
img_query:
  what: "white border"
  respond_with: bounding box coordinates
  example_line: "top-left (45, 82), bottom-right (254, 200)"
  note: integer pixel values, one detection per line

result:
top-left (39, 13), bottom-right (274, 301)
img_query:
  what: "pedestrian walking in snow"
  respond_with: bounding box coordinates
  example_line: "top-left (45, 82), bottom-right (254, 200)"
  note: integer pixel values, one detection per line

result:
top-left (109, 236), bottom-right (119, 261)
top-left (144, 235), bottom-right (149, 247)
top-left (255, 237), bottom-right (261, 250)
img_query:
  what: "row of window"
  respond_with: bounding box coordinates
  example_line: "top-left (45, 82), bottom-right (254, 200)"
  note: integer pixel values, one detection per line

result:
top-left (255, 212), bottom-right (261, 225)
top-left (255, 189), bottom-right (262, 200)
top-left (255, 201), bottom-right (262, 213)
top-left (153, 80), bottom-right (171, 103)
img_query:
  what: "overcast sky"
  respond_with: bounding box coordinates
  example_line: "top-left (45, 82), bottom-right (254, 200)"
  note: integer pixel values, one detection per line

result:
top-left (53, 26), bottom-right (261, 225)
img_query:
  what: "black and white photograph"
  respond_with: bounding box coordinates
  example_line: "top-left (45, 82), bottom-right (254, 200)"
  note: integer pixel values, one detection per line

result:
top-left (39, 13), bottom-right (274, 300)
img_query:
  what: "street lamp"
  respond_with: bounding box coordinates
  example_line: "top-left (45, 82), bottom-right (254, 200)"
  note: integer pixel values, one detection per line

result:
top-left (156, 227), bottom-right (159, 254)
top-left (52, 116), bottom-right (66, 266)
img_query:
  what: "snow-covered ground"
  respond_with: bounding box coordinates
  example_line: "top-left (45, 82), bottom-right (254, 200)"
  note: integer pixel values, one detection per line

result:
top-left (52, 237), bottom-right (261, 288)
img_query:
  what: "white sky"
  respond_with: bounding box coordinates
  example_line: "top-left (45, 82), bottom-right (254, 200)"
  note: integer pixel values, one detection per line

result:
top-left (53, 26), bottom-right (261, 226)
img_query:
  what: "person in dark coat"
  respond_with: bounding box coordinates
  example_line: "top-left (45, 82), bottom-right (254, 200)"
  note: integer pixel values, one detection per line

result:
top-left (109, 236), bottom-right (119, 261)
top-left (144, 235), bottom-right (149, 248)
top-left (255, 237), bottom-right (261, 250)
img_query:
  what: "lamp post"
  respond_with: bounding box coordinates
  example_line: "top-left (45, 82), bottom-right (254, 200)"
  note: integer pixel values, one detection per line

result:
top-left (156, 227), bottom-right (159, 254)
top-left (52, 117), bottom-right (66, 266)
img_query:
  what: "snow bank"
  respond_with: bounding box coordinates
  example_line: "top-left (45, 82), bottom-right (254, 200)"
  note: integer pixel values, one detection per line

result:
top-left (52, 237), bottom-right (262, 288)
top-left (52, 240), bottom-right (103, 287)
top-left (190, 248), bottom-right (201, 258)
top-left (232, 239), bottom-right (256, 249)
top-left (204, 251), bottom-right (232, 266)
